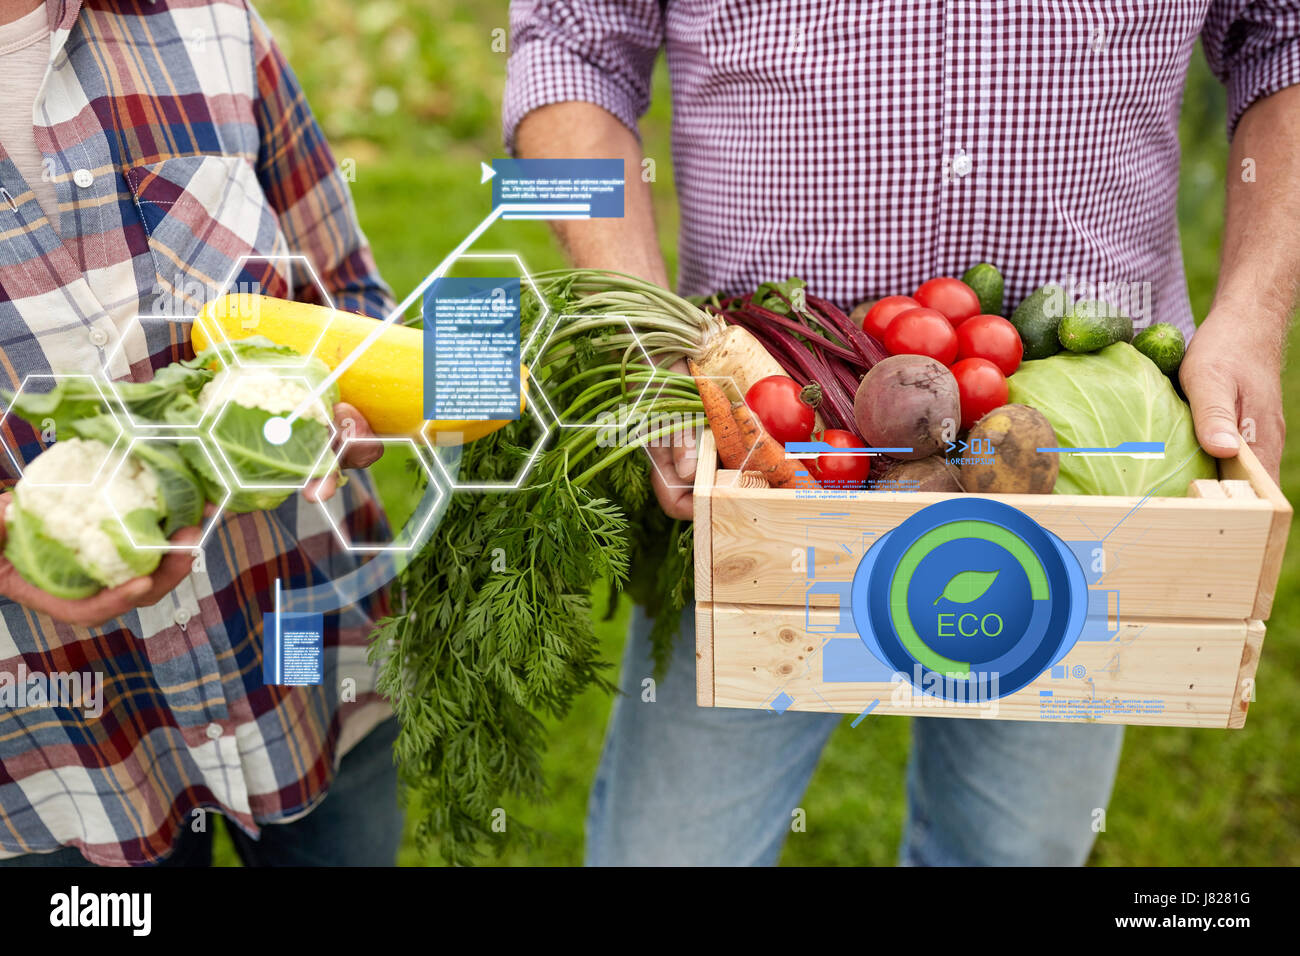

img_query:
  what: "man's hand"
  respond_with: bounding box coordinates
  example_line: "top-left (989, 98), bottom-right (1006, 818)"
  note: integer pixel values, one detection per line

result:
top-left (1188, 84), bottom-right (1300, 485)
top-left (645, 356), bottom-right (708, 515)
top-left (0, 493), bottom-right (203, 628)
top-left (305, 402), bottom-right (384, 503)
top-left (647, 357), bottom-right (699, 519)
top-left (1181, 311), bottom-right (1286, 482)
top-left (649, 445), bottom-right (697, 519)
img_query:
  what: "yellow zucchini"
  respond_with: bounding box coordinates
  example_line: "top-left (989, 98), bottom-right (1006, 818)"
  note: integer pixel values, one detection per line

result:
top-left (193, 294), bottom-right (524, 443)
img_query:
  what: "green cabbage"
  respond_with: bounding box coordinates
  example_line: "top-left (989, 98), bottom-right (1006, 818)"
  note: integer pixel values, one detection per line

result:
top-left (1007, 342), bottom-right (1216, 497)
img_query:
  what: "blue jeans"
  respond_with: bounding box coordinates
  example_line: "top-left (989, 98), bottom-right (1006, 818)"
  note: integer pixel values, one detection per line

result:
top-left (587, 607), bottom-right (1124, 866)
top-left (1, 717), bottom-right (403, 867)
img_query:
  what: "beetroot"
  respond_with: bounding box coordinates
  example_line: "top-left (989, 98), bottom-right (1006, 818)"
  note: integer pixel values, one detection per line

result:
top-left (853, 355), bottom-right (960, 460)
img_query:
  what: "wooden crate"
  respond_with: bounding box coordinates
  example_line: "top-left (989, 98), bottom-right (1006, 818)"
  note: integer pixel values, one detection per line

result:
top-left (692, 430), bottom-right (1290, 729)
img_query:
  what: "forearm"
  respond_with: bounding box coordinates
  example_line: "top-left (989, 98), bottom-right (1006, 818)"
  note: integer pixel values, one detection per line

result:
top-left (1211, 84), bottom-right (1300, 348)
top-left (514, 102), bottom-right (669, 288)
top-left (1180, 84), bottom-right (1298, 478)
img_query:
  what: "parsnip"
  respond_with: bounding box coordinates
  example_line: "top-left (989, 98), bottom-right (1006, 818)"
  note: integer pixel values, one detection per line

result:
top-left (693, 323), bottom-right (827, 431)
top-left (692, 324), bottom-right (788, 402)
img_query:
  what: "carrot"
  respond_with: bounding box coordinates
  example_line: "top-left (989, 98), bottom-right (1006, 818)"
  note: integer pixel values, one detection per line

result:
top-left (730, 401), bottom-right (810, 489)
top-left (690, 360), bottom-right (748, 468)
top-left (691, 358), bottom-right (820, 488)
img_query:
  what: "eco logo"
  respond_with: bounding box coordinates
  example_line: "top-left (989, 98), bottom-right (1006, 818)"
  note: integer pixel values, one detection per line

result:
top-left (851, 499), bottom-right (1088, 701)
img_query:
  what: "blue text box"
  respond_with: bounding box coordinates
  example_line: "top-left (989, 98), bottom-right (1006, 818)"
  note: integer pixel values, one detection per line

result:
top-left (263, 612), bottom-right (324, 686)
top-left (492, 158), bottom-right (624, 218)
top-left (424, 277), bottom-right (521, 421)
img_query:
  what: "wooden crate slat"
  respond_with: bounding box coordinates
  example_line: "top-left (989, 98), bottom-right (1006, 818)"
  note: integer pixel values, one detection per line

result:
top-left (1188, 479), bottom-right (1226, 498)
top-left (705, 603), bottom-right (1250, 729)
top-left (707, 480), bottom-right (1274, 619)
top-left (692, 429), bottom-right (717, 603)
top-left (1221, 479), bottom-right (1256, 499)
top-left (695, 601), bottom-right (715, 707)
top-left (1219, 443), bottom-right (1292, 619)
top-left (1227, 619), bottom-right (1267, 729)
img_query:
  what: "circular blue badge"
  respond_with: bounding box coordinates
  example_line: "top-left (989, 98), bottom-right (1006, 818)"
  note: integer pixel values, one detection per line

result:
top-left (850, 498), bottom-right (1086, 701)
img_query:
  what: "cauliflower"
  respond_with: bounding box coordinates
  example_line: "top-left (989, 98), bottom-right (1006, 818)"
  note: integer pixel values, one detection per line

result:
top-left (199, 368), bottom-right (331, 425)
top-left (186, 359), bottom-right (339, 513)
top-left (4, 438), bottom-right (165, 597)
top-left (0, 335), bottom-right (342, 597)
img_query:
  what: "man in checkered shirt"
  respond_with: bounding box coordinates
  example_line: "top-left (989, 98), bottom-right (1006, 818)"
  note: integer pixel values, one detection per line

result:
top-left (506, 1), bottom-right (1300, 864)
top-left (0, 0), bottom-right (401, 866)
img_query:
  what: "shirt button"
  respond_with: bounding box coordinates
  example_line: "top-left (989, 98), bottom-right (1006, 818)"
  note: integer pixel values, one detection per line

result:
top-left (205, 722), bottom-right (223, 739)
top-left (174, 608), bottom-right (192, 628)
top-left (72, 168), bottom-right (94, 188)
top-left (88, 327), bottom-right (109, 347)
top-left (952, 152), bottom-right (973, 178)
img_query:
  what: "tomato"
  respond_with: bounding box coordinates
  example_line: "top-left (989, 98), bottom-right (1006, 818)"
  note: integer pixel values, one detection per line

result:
top-left (955, 314), bottom-right (1023, 376)
top-left (882, 308), bottom-right (959, 365)
top-left (809, 429), bottom-right (871, 489)
top-left (950, 357), bottom-right (1009, 430)
top-left (913, 277), bottom-right (981, 327)
top-left (862, 295), bottom-right (919, 342)
top-left (744, 375), bottom-right (817, 446)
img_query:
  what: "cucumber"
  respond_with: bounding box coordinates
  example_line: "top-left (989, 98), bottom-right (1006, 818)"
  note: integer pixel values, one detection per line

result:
top-left (1131, 322), bottom-right (1186, 376)
top-left (1009, 284), bottom-right (1068, 360)
top-left (961, 262), bottom-right (1004, 316)
top-left (1057, 300), bottom-right (1134, 353)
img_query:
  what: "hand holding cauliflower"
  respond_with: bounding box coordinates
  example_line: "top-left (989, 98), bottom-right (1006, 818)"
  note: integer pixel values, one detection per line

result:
top-left (0, 336), bottom-right (381, 622)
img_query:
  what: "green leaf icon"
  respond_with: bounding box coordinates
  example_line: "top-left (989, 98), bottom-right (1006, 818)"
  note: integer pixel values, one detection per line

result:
top-left (934, 570), bottom-right (999, 605)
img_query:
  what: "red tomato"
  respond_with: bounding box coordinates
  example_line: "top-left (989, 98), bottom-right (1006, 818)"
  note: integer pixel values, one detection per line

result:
top-left (862, 295), bottom-right (919, 342)
top-left (955, 314), bottom-right (1023, 376)
top-left (950, 357), bottom-right (1009, 430)
top-left (744, 375), bottom-right (817, 446)
top-left (883, 308), bottom-right (959, 365)
top-left (809, 429), bottom-right (871, 489)
top-left (913, 277), bottom-right (981, 327)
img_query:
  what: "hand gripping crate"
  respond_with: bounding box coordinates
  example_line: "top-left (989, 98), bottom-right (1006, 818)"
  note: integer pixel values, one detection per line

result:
top-left (691, 430), bottom-right (1290, 728)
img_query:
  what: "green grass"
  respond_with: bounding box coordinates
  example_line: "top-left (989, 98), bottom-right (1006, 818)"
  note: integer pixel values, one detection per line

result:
top-left (208, 6), bottom-right (1299, 866)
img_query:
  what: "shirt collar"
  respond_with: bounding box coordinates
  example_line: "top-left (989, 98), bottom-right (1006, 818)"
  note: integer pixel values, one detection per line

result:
top-left (48, 0), bottom-right (82, 33)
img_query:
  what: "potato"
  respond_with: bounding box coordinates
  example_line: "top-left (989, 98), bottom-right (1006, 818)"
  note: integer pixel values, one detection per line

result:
top-left (849, 300), bottom-right (875, 326)
top-left (872, 454), bottom-right (964, 493)
top-left (854, 355), bottom-right (960, 460)
top-left (959, 404), bottom-right (1059, 494)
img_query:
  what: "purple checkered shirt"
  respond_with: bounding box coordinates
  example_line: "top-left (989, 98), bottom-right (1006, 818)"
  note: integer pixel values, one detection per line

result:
top-left (504, 0), bottom-right (1300, 333)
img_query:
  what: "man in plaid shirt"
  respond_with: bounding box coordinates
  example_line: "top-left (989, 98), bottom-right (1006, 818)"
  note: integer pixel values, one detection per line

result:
top-left (507, 1), bottom-right (1300, 864)
top-left (0, 0), bottom-right (400, 865)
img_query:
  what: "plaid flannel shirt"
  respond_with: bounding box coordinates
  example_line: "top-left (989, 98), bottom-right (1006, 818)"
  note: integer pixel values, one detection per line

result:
top-left (0, 0), bottom-right (396, 865)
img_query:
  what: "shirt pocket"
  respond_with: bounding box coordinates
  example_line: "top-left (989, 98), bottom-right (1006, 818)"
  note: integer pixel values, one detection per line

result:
top-left (124, 154), bottom-right (292, 317)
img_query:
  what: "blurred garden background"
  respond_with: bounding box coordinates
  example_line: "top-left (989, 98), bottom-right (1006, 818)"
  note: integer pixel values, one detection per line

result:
top-left (226, 0), bottom-right (1299, 865)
